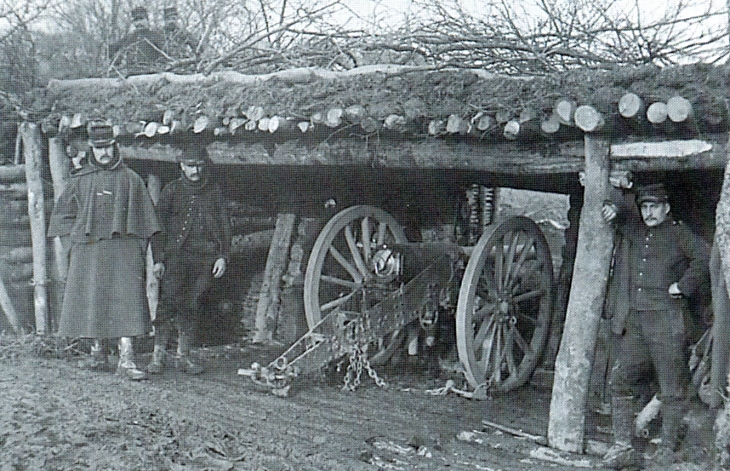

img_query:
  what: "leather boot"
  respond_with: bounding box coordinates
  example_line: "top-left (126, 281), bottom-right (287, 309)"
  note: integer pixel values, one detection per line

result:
top-left (175, 331), bottom-right (204, 375)
top-left (78, 339), bottom-right (108, 370)
top-left (603, 395), bottom-right (641, 470)
top-left (117, 337), bottom-right (147, 380)
top-left (147, 324), bottom-right (171, 374)
top-left (646, 400), bottom-right (684, 470)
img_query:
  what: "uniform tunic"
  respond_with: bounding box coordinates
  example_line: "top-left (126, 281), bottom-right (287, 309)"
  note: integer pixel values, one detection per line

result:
top-left (606, 215), bottom-right (710, 401)
top-left (48, 164), bottom-right (161, 338)
top-left (151, 176), bottom-right (230, 334)
top-left (109, 27), bottom-right (165, 75)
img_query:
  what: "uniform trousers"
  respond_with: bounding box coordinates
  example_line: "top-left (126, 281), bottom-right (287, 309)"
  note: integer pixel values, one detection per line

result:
top-left (610, 308), bottom-right (688, 402)
top-left (155, 249), bottom-right (215, 336)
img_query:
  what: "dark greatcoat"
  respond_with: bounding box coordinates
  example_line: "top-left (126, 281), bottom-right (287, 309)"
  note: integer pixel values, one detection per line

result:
top-left (48, 163), bottom-right (161, 338)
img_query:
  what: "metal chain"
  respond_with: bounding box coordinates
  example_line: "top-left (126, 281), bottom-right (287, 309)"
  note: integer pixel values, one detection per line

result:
top-left (341, 322), bottom-right (388, 391)
top-left (342, 346), bottom-right (363, 391)
top-left (362, 351), bottom-right (387, 388)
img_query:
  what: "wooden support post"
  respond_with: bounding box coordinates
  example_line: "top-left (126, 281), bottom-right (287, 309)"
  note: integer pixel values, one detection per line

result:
top-left (547, 135), bottom-right (614, 453)
top-left (542, 190), bottom-right (582, 369)
top-left (253, 213), bottom-right (296, 343)
top-left (0, 274), bottom-right (21, 333)
top-left (20, 122), bottom-right (49, 335)
top-left (146, 174), bottom-right (162, 321)
top-left (48, 137), bottom-right (70, 330)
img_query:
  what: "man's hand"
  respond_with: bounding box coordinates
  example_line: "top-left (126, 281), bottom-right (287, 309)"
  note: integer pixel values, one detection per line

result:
top-left (152, 262), bottom-right (165, 279)
top-left (602, 201), bottom-right (618, 223)
top-left (668, 282), bottom-right (683, 299)
top-left (212, 258), bottom-right (226, 278)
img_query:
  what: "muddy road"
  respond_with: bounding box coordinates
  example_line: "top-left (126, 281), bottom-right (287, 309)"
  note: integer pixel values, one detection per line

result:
top-left (0, 340), bottom-right (640, 471)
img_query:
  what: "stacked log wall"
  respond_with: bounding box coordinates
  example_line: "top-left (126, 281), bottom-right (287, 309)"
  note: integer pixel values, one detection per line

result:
top-left (0, 164), bottom-right (34, 331)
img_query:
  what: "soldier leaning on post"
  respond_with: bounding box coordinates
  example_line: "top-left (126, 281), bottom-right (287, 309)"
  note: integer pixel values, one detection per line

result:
top-left (148, 145), bottom-right (231, 375)
top-left (47, 120), bottom-right (161, 381)
top-left (600, 182), bottom-right (711, 470)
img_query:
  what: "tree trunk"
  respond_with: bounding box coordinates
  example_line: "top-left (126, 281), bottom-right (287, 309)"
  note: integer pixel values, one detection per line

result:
top-left (20, 122), bottom-right (49, 335)
top-left (547, 135), bottom-right (614, 453)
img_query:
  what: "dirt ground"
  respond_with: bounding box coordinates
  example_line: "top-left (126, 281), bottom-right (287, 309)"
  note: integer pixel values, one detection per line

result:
top-left (0, 335), bottom-right (721, 471)
top-left (0, 190), bottom-right (721, 471)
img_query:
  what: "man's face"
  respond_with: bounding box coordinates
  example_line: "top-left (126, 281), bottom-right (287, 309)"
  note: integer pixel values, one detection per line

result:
top-left (180, 161), bottom-right (205, 181)
top-left (640, 201), bottom-right (670, 227)
top-left (91, 145), bottom-right (114, 165)
top-left (133, 18), bottom-right (149, 30)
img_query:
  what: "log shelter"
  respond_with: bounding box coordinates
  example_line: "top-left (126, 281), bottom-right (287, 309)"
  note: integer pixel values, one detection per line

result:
top-left (1, 62), bottom-right (729, 454)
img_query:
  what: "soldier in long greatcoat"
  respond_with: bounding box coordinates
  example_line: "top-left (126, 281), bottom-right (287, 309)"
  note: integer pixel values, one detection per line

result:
top-left (48, 121), bottom-right (161, 380)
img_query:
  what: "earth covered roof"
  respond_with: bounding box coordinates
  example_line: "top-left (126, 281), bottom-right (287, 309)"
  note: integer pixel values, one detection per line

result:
top-left (16, 63), bottom-right (730, 177)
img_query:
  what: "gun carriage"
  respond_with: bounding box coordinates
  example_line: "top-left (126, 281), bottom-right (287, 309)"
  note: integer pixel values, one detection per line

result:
top-left (243, 205), bottom-right (554, 396)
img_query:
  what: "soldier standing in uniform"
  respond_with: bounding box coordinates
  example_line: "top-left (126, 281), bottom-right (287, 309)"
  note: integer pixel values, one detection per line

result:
top-left (48, 121), bottom-right (161, 380)
top-left (162, 6), bottom-right (198, 66)
top-left (601, 183), bottom-right (710, 469)
top-left (109, 6), bottom-right (165, 75)
top-left (148, 146), bottom-right (230, 374)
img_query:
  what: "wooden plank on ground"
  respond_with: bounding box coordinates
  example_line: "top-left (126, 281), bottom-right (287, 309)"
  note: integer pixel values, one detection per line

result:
top-left (547, 135), bottom-right (614, 453)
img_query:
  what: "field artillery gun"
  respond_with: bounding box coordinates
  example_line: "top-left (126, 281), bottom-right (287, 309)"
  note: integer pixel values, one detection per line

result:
top-left (241, 205), bottom-right (554, 396)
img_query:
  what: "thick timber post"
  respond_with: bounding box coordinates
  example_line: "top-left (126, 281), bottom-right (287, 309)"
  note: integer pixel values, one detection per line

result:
top-left (48, 137), bottom-right (70, 331)
top-left (253, 213), bottom-right (296, 343)
top-left (20, 122), bottom-right (49, 334)
top-left (547, 135), bottom-right (614, 452)
top-left (145, 174), bottom-right (162, 321)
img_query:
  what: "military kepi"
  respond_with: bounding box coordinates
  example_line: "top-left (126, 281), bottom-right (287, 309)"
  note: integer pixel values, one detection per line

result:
top-left (87, 121), bottom-right (115, 148)
top-left (636, 183), bottom-right (669, 204)
top-left (178, 145), bottom-right (208, 165)
top-left (164, 6), bottom-right (178, 20)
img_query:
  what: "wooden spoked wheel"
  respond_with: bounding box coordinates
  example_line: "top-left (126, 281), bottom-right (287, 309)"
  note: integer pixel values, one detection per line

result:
top-left (456, 216), bottom-right (554, 392)
top-left (303, 206), bottom-right (408, 364)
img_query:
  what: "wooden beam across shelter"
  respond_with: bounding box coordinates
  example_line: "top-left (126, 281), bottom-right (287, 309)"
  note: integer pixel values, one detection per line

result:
top-left (118, 136), bottom-right (727, 182)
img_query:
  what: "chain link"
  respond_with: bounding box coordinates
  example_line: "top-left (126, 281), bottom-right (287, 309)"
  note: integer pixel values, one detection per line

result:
top-left (341, 319), bottom-right (388, 391)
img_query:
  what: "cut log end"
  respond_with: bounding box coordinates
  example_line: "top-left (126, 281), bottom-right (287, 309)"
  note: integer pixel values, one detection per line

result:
top-left (554, 98), bottom-right (577, 125)
top-left (646, 102), bottom-right (668, 125)
top-left (667, 96), bottom-right (693, 123)
top-left (540, 115), bottom-right (561, 135)
top-left (574, 105), bottom-right (605, 133)
top-left (428, 119), bottom-right (446, 136)
top-left (193, 116), bottom-right (210, 134)
top-left (503, 120), bottom-right (520, 140)
top-left (618, 93), bottom-right (643, 119)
